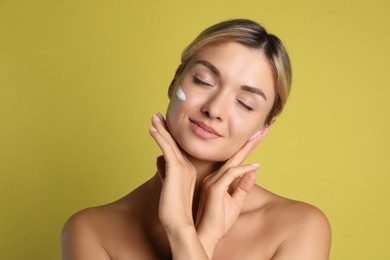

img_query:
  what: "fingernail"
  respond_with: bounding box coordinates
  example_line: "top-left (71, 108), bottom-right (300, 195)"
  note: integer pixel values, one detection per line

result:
top-left (249, 131), bottom-right (261, 141)
top-left (149, 126), bottom-right (157, 132)
top-left (153, 114), bottom-right (161, 122)
top-left (251, 163), bottom-right (260, 167)
top-left (156, 112), bottom-right (164, 122)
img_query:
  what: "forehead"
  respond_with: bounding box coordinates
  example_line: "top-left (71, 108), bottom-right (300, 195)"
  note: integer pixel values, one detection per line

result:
top-left (187, 42), bottom-right (275, 100)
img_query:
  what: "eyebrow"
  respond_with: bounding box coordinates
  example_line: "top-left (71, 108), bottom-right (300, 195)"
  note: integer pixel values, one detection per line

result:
top-left (195, 59), bottom-right (267, 101)
top-left (195, 60), bottom-right (220, 76)
top-left (241, 85), bottom-right (267, 101)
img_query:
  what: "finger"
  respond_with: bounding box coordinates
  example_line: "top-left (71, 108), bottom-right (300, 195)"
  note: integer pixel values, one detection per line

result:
top-left (211, 130), bottom-right (261, 180)
top-left (231, 171), bottom-right (256, 206)
top-left (219, 131), bottom-right (261, 173)
top-left (149, 126), bottom-right (179, 163)
top-left (156, 112), bottom-right (167, 128)
top-left (151, 114), bottom-right (185, 161)
top-left (208, 164), bottom-right (260, 193)
top-left (150, 114), bottom-right (182, 161)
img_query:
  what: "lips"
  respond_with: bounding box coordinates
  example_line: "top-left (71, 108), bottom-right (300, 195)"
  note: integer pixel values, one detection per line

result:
top-left (189, 119), bottom-right (222, 139)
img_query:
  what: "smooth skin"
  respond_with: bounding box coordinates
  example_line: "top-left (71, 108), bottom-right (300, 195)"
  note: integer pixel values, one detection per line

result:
top-left (61, 42), bottom-right (331, 260)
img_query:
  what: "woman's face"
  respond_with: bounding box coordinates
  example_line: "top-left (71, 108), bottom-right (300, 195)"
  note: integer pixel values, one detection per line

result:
top-left (166, 42), bottom-right (275, 162)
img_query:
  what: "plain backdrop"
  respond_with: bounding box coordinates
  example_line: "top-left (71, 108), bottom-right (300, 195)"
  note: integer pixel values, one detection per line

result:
top-left (1, 0), bottom-right (389, 259)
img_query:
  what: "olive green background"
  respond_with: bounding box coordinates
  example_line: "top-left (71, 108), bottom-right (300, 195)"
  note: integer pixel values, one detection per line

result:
top-left (1, 0), bottom-right (389, 259)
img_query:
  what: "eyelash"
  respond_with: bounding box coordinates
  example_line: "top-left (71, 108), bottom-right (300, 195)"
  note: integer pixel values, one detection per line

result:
top-left (237, 99), bottom-right (254, 111)
top-left (193, 76), bottom-right (254, 111)
top-left (193, 76), bottom-right (213, 87)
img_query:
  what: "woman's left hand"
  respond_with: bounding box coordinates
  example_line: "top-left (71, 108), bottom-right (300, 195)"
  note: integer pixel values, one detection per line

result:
top-left (195, 131), bottom-right (262, 254)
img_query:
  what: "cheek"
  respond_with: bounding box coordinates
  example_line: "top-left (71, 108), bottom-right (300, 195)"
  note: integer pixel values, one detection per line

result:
top-left (230, 112), bottom-right (263, 138)
top-left (166, 99), bottom-right (180, 123)
top-left (215, 122), bottom-right (252, 157)
top-left (229, 128), bottom-right (253, 150)
top-left (165, 91), bottom-right (199, 138)
top-left (175, 86), bottom-right (186, 101)
top-left (165, 99), bottom-right (182, 140)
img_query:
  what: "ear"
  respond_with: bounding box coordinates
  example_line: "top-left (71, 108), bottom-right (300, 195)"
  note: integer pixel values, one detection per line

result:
top-left (259, 118), bottom-right (276, 141)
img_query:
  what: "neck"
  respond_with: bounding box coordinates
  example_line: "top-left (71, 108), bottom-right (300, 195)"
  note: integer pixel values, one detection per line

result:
top-left (186, 155), bottom-right (224, 217)
top-left (147, 154), bottom-right (224, 223)
top-left (187, 154), bottom-right (224, 185)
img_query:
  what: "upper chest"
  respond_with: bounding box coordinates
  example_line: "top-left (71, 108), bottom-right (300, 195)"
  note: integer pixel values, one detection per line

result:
top-left (212, 214), bottom-right (285, 260)
top-left (103, 211), bottom-right (285, 260)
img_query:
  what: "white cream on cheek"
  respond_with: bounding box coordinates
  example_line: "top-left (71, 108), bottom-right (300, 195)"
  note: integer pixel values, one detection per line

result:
top-left (176, 86), bottom-right (186, 101)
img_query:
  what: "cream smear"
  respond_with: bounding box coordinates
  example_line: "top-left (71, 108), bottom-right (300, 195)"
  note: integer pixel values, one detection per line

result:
top-left (176, 86), bottom-right (186, 101)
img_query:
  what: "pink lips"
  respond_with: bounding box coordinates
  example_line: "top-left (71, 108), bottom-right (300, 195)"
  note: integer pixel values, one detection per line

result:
top-left (190, 119), bottom-right (222, 139)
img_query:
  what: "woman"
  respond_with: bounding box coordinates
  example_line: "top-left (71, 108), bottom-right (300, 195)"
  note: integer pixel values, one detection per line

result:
top-left (61, 19), bottom-right (331, 259)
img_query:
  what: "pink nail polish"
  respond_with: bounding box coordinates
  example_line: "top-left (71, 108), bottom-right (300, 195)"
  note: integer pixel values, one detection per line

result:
top-left (156, 112), bottom-right (164, 121)
top-left (153, 114), bottom-right (161, 122)
top-left (249, 131), bottom-right (261, 141)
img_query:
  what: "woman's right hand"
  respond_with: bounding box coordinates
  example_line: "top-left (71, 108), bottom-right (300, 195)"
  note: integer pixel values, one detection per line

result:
top-left (150, 113), bottom-right (213, 259)
top-left (149, 113), bottom-right (197, 232)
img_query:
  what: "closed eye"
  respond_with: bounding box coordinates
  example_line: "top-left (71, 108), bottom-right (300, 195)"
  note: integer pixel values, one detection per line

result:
top-left (237, 99), bottom-right (254, 111)
top-left (193, 76), bottom-right (213, 87)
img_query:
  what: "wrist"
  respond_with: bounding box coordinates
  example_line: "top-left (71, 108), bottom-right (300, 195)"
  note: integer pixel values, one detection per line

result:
top-left (165, 224), bottom-right (210, 259)
top-left (197, 227), bottom-right (219, 258)
top-left (164, 221), bottom-right (195, 239)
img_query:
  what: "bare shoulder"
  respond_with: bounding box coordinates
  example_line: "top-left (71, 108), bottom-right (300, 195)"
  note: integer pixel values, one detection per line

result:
top-left (61, 206), bottom-right (113, 260)
top-left (265, 191), bottom-right (330, 230)
top-left (61, 194), bottom-right (143, 260)
top-left (61, 180), bottom-right (158, 260)
top-left (250, 186), bottom-right (331, 260)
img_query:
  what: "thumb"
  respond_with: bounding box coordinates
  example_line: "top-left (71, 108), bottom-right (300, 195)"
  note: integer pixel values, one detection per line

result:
top-left (231, 171), bottom-right (257, 206)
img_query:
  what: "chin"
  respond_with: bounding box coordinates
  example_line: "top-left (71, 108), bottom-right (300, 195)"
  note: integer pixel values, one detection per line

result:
top-left (178, 137), bottom-right (235, 162)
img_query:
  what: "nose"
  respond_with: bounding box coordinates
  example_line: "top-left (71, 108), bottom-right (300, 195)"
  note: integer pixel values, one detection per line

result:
top-left (201, 91), bottom-right (228, 121)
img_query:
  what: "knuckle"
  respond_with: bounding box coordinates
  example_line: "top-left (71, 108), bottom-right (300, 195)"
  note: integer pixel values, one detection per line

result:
top-left (208, 184), bottom-right (219, 193)
top-left (225, 167), bottom-right (237, 175)
top-left (201, 177), bottom-right (212, 189)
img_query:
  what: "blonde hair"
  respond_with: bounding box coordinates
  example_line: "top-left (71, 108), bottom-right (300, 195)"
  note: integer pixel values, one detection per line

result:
top-left (171, 19), bottom-right (292, 126)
